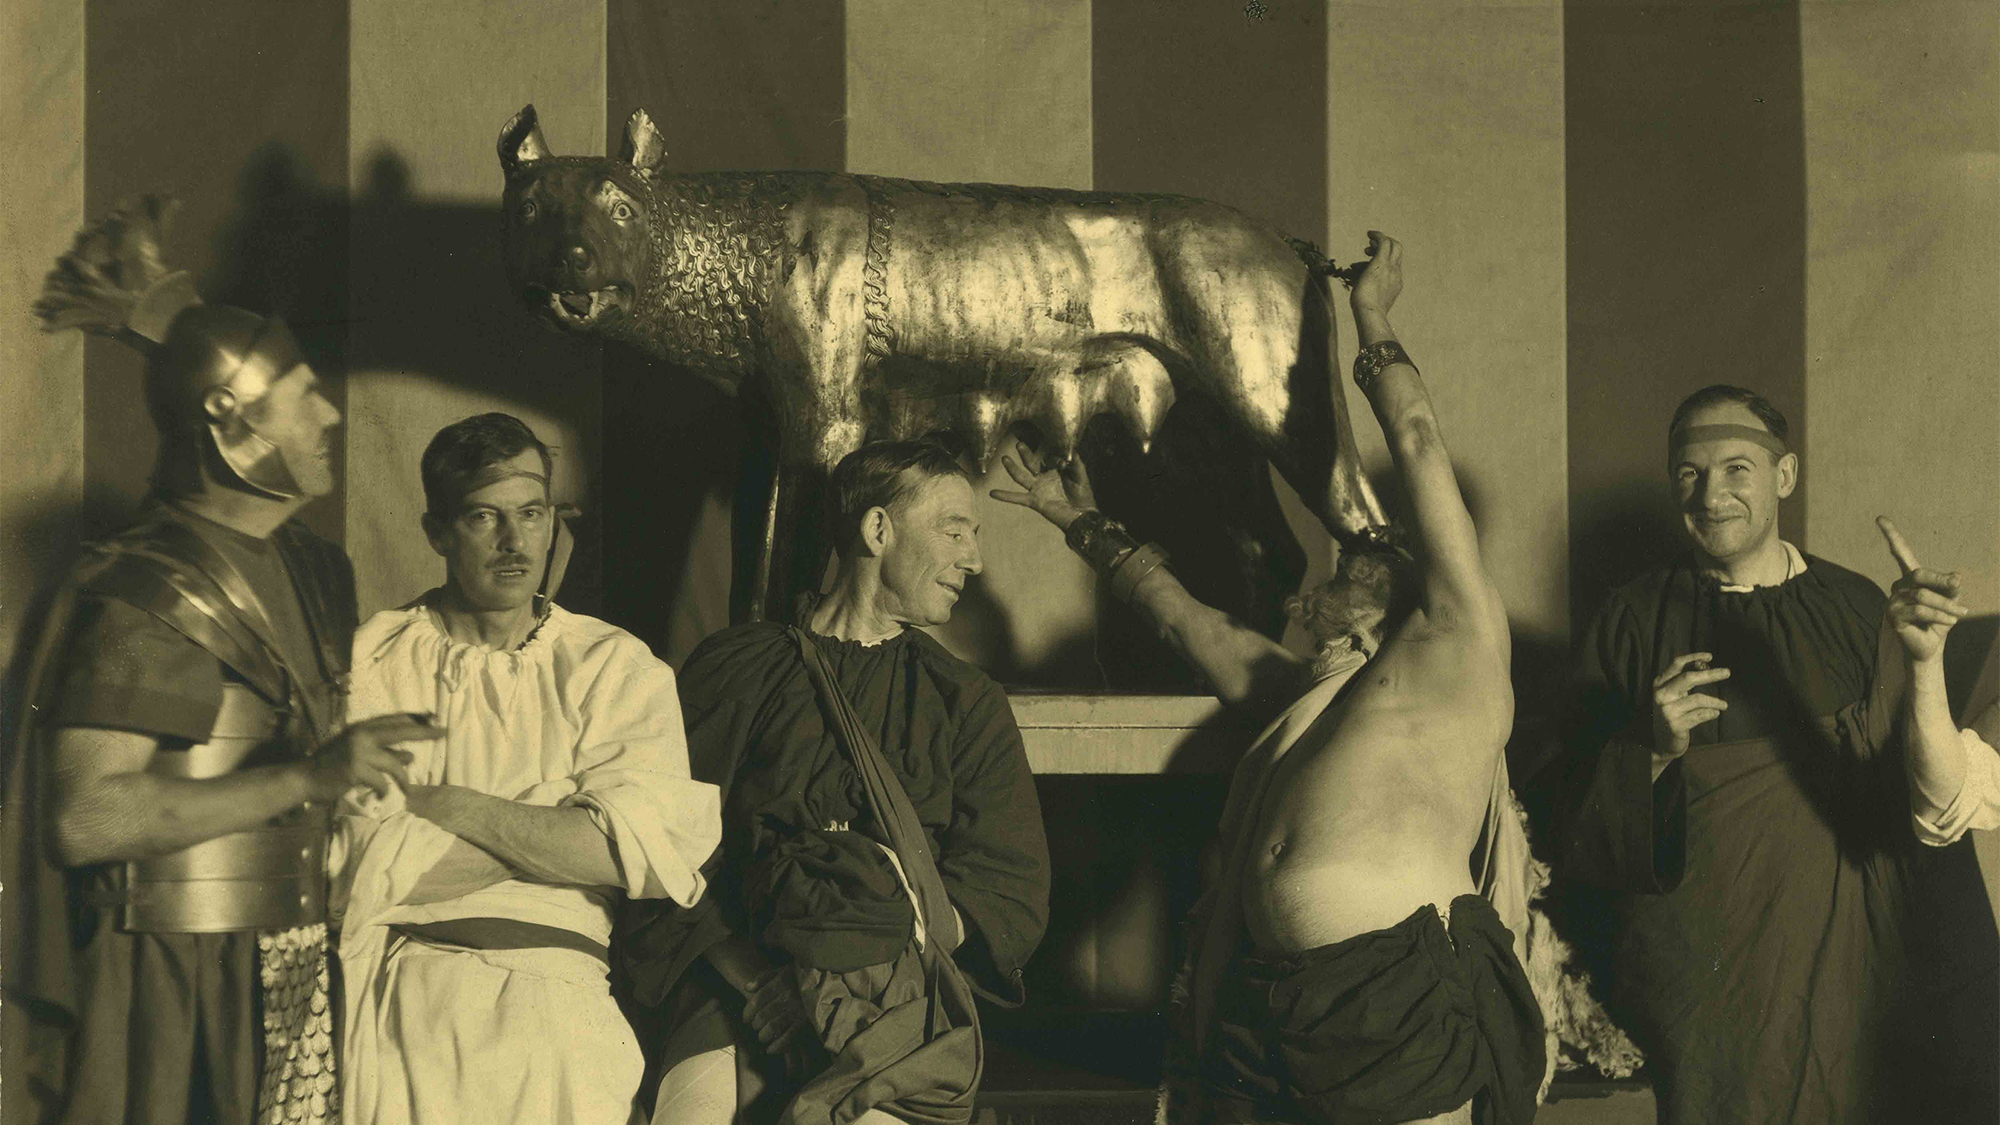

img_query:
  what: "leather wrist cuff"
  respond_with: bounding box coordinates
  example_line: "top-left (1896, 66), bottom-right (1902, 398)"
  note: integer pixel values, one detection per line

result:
top-left (1064, 510), bottom-right (1141, 573)
top-left (1109, 543), bottom-right (1170, 602)
top-left (1354, 340), bottom-right (1417, 395)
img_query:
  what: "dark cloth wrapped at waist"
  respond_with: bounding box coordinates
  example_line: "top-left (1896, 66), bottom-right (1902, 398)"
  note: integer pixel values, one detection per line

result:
top-left (1203, 894), bottom-right (1544, 1125)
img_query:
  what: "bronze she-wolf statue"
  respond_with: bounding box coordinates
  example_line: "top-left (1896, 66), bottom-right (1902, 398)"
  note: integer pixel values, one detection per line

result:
top-left (498, 104), bottom-right (1390, 630)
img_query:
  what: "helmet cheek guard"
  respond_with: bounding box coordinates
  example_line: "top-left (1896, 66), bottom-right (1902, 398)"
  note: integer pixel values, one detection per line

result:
top-left (202, 317), bottom-right (310, 500)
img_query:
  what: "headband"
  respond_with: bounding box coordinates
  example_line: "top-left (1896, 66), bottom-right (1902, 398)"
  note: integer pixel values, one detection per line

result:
top-left (1668, 423), bottom-right (1789, 461)
top-left (435, 462), bottom-right (549, 514)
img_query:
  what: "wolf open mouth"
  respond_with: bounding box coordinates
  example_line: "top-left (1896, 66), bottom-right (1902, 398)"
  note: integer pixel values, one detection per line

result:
top-left (540, 286), bottom-right (629, 329)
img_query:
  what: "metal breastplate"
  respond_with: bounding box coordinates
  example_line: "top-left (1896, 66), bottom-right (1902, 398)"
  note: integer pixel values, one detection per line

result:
top-left (119, 682), bottom-right (329, 933)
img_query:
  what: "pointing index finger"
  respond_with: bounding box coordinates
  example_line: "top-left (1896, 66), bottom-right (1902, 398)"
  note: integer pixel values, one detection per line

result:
top-left (1876, 516), bottom-right (1920, 577)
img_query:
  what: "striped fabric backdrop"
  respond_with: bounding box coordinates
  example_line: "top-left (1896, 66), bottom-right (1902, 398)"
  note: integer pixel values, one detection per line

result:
top-left (3, 0), bottom-right (1997, 916)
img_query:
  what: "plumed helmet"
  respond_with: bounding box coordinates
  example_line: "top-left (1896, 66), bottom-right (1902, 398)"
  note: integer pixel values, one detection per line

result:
top-left (34, 195), bottom-right (310, 500)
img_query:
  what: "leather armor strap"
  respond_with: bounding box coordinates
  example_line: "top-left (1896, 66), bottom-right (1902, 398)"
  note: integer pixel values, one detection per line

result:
top-left (789, 628), bottom-right (965, 955)
top-left (81, 511), bottom-right (349, 740)
top-left (148, 517), bottom-right (331, 737)
top-left (84, 546), bottom-right (288, 707)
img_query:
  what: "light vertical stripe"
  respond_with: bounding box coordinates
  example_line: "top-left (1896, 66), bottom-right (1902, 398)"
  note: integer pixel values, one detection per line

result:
top-left (1800, 1), bottom-right (1999, 613)
top-left (845, 0), bottom-right (1097, 681)
top-left (346, 0), bottom-right (607, 617)
top-left (1563, 2), bottom-right (1808, 632)
top-left (1799, 0), bottom-right (2000, 916)
top-left (1328, 0), bottom-right (1569, 642)
top-left (845, 0), bottom-right (1092, 188)
top-left (0, 0), bottom-right (84, 672)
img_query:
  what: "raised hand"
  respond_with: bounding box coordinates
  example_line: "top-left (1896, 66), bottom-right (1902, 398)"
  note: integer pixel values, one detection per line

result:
top-left (1350, 230), bottom-right (1403, 318)
top-left (1651, 652), bottom-right (1731, 778)
top-left (989, 434), bottom-right (1098, 531)
top-left (307, 713), bottom-right (440, 800)
top-left (1877, 516), bottom-right (1968, 665)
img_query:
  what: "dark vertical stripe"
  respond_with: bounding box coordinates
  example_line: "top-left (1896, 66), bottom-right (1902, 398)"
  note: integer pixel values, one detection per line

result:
top-left (602, 0), bottom-right (845, 657)
top-left (1091, 0), bottom-right (1326, 245)
top-left (84, 0), bottom-right (350, 543)
top-left (1090, 0), bottom-right (1330, 690)
top-left (1565, 0), bottom-right (1807, 626)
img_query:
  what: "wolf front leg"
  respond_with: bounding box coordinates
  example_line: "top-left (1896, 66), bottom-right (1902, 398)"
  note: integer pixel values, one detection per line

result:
top-left (727, 428), bottom-right (832, 625)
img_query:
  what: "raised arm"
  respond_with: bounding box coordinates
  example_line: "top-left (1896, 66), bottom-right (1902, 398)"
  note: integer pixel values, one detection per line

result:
top-left (1875, 517), bottom-right (1999, 843)
top-left (990, 438), bottom-right (1307, 711)
top-left (1345, 233), bottom-right (1504, 635)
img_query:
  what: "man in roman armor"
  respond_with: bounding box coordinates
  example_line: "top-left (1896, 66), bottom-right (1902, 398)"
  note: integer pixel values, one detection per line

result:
top-left (3, 197), bottom-right (433, 1125)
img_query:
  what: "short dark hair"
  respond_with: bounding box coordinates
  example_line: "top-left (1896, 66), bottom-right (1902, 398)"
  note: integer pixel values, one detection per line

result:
top-left (827, 438), bottom-right (969, 557)
top-left (421, 412), bottom-right (553, 516)
top-left (1668, 384), bottom-right (1789, 443)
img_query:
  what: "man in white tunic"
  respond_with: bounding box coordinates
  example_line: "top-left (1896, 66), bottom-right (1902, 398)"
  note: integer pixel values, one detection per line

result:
top-left (333, 413), bottom-right (722, 1124)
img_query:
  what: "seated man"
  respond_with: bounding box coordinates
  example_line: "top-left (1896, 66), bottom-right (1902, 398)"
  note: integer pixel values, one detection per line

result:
top-left (332, 413), bottom-right (722, 1125)
top-left (997, 233), bottom-right (1544, 1125)
top-left (618, 438), bottom-right (1051, 1125)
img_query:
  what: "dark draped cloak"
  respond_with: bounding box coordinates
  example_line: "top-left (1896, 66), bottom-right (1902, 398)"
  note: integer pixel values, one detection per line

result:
top-left (619, 622), bottom-right (1051, 1035)
top-left (1550, 554), bottom-right (1999, 1125)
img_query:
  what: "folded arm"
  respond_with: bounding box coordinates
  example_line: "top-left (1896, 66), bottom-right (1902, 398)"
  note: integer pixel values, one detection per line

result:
top-left (405, 783), bottom-right (622, 888)
top-left (400, 836), bottom-right (519, 903)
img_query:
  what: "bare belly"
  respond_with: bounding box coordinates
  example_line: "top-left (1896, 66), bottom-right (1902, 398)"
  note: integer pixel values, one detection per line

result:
top-left (1241, 701), bottom-right (1501, 954)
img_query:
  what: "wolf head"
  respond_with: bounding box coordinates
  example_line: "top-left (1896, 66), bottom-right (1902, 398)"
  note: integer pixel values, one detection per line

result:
top-left (497, 105), bottom-right (668, 339)
top-left (497, 105), bottom-right (786, 382)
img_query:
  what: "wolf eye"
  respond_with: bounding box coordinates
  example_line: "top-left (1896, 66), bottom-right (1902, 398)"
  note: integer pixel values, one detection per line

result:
top-left (519, 199), bottom-right (539, 221)
top-left (608, 200), bottom-right (636, 222)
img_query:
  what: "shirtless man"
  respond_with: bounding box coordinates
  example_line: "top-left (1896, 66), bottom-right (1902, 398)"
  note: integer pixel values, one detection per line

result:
top-left (996, 232), bottom-right (1544, 1124)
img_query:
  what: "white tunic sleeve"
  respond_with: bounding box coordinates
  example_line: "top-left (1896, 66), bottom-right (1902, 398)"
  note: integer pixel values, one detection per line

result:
top-left (1913, 728), bottom-right (2000, 846)
top-left (554, 636), bottom-right (721, 905)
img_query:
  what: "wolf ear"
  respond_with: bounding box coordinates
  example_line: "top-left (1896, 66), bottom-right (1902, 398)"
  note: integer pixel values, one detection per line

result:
top-left (620, 108), bottom-right (668, 179)
top-left (499, 104), bottom-right (552, 177)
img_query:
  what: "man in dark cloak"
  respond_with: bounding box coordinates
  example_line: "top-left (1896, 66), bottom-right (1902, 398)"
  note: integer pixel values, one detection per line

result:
top-left (618, 438), bottom-right (1051, 1125)
top-left (2, 198), bottom-right (432, 1125)
top-left (1549, 384), bottom-right (2000, 1124)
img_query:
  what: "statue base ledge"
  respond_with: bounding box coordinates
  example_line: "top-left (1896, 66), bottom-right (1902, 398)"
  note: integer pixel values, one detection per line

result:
top-left (1007, 692), bottom-right (1258, 775)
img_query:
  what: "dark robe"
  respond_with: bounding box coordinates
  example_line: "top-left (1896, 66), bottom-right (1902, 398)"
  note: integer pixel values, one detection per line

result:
top-left (1551, 554), bottom-right (1999, 1125)
top-left (1, 501), bottom-right (356, 1125)
top-left (618, 622), bottom-right (1051, 1107)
